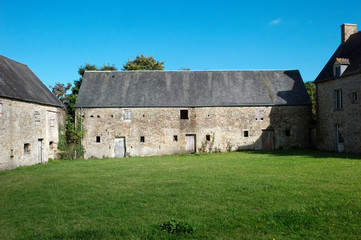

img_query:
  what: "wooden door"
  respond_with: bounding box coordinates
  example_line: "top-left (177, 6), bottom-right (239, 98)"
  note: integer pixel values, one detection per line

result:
top-left (262, 130), bottom-right (275, 151)
top-left (38, 139), bottom-right (42, 163)
top-left (114, 138), bottom-right (125, 158)
top-left (186, 135), bottom-right (196, 153)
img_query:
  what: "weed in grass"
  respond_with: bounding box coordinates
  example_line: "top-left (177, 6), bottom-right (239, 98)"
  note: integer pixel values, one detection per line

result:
top-left (159, 218), bottom-right (194, 235)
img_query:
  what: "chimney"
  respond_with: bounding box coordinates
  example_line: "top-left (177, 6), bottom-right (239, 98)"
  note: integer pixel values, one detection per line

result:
top-left (341, 23), bottom-right (357, 44)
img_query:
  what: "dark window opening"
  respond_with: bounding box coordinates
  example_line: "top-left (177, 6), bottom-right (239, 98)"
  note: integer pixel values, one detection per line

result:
top-left (97, 115), bottom-right (100, 118)
top-left (206, 135), bottom-right (211, 141)
top-left (244, 131), bottom-right (249, 137)
top-left (49, 141), bottom-right (54, 149)
top-left (180, 110), bottom-right (189, 119)
top-left (111, 115), bottom-right (114, 118)
top-left (24, 143), bottom-right (30, 153)
top-left (81, 115), bottom-right (85, 118)
top-left (335, 66), bottom-right (341, 76)
top-left (285, 129), bottom-right (291, 137)
top-left (352, 92), bottom-right (358, 103)
top-left (90, 115), bottom-right (94, 118)
top-left (173, 135), bottom-right (178, 141)
top-left (96, 136), bottom-right (101, 143)
top-left (140, 136), bottom-right (145, 142)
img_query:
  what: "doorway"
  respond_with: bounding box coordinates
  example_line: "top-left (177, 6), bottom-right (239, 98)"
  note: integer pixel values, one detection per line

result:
top-left (185, 134), bottom-right (196, 153)
top-left (38, 139), bottom-right (43, 163)
top-left (114, 137), bottom-right (126, 157)
top-left (262, 130), bottom-right (275, 151)
top-left (335, 124), bottom-right (344, 152)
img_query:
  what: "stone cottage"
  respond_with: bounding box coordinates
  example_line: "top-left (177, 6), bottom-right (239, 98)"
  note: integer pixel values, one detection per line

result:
top-left (0, 55), bottom-right (66, 170)
top-left (75, 70), bottom-right (311, 159)
top-left (315, 24), bottom-right (361, 152)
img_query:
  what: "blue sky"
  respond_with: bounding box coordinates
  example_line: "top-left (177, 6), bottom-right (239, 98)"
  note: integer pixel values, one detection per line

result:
top-left (1, 0), bottom-right (361, 88)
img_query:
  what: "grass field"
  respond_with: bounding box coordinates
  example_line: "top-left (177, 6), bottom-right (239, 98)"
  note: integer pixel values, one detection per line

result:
top-left (0, 150), bottom-right (360, 239)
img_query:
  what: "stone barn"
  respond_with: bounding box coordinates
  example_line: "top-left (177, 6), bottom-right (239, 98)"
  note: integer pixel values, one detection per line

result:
top-left (315, 23), bottom-right (361, 152)
top-left (75, 70), bottom-right (311, 159)
top-left (0, 55), bottom-right (66, 170)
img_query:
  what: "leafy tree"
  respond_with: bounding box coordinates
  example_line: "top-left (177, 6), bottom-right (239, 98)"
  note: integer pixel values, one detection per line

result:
top-left (305, 81), bottom-right (316, 120)
top-left (49, 82), bottom-right (72, 104)
top-left (55, 63), bottom-right (117, 158)
top-left (123, 53), bottom-right (165, 70)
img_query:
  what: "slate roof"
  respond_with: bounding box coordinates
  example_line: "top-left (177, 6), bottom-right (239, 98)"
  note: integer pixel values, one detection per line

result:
top-left (315, 31), bottom-right (361, 83)
top-left (0, 55), bottom-right (63, 107)
top-left (75, 70), bottom-right (310, 108)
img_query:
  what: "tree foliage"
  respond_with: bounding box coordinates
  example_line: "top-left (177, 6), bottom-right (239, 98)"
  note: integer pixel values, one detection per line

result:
top-left (49, 83), bottom-right (72, 104)
top-left (123, 53), bottom-right (165, 70)
top-left (53, 63), bottom-right (117, 158)
top-left (305, 81), bottom-right (316, 120)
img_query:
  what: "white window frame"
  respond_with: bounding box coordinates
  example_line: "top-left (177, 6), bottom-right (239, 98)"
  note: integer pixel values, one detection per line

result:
top-left (123, 109), bottom-right (132, 121)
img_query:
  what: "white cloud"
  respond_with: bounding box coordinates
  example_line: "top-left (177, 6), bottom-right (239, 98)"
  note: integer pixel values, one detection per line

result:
top-left (270, 18), bottom-right (281, 25)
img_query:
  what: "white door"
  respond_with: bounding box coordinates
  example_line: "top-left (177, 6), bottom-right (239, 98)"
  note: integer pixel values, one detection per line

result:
top-left (186, 135), bottom-right (196, 153)
top-left (38, 139), bottom-right (42, 163)
top-left (336, 124), bottom-right (344, 152)
top-left (114, 138), bottom-right (125, 158)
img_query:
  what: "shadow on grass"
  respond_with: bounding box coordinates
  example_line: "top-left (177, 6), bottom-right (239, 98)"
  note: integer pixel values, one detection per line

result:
top-left (242, 148), bottom-right (361, 160)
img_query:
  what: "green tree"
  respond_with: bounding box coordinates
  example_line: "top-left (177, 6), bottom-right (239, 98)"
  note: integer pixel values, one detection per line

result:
top-left (123, 53), bottom-right (165, 70)
top-left (305, 81), bottom-right (316, 120)
top-left (49, 82), bottom-right (72, 104)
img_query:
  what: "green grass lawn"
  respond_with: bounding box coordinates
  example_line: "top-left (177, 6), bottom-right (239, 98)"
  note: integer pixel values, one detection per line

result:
top-left (0, 150), bottom-right (360, 240)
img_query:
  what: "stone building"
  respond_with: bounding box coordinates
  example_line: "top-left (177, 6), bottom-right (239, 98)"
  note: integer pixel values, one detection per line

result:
top-left (75, 70), bottom-right (311, 159)
top-left (0, 55), bottom-right (66, 170)
top-left (315, 24), bottom-right (361, 152)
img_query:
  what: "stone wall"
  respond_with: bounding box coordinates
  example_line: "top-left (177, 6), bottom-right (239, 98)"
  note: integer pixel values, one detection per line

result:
top-left (76, 105), bottom-right (311, 159)
top-left (317, 74), bottom-right (361, 152)
top-left (0, 98), bottom-right (66, 170)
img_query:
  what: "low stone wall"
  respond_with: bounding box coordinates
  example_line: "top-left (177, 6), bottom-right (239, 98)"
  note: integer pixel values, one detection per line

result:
top-left (77, 105), bottom-right (311, 159)
top-left (317, 74), bottom-right (361, 152)
top-left (0, 98), bottom-right (66, 170)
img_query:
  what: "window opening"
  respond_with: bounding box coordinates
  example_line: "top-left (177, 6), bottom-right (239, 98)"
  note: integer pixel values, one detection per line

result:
top-left (206, 135), bottom-right (211, 141)
top-left (180, 110), bottom-right (188, 119)
top-left (49, 141), bottom-right (54, 149)
top-left (96, 136), bottom-right (101, 143)
top-left (335, 89), bottom-right (343, 109)
top-left (140, 136), bottom-right (145, 142)
top-left (352, 92), bottom-right (358, 103)
top-left (124, 109), bottom-right (132, 120)
top-left (244, 131), bottom-right (249, 137)
top-left (173, 135), bottom-right (178, 141)
top-left (24, 143), bottom-right (31, 153)
top-left (285, 129), bottom-right (291, 137)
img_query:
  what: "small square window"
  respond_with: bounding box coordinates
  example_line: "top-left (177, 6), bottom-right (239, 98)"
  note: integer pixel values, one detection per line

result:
top-left (124, 109), bottom-right (132, 120)
top-left (180, 110), bottom-right (188, 119)
top-left (96, 136), bottom-right (101, 143)
top-left (24, 143), bottom-right (30, 153)
top-left (285, 129), bottom-right (291, 137)
top-left (206, 135), bottom-right (211, 141)
top-left (140, 136), bottom-right (145, 142)
top-left (244, 131), bottom-right (249, 137)
top-left (49, 141), bottom-right (54, 149)
top-left (173, 135), bottom-right (178, 141)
